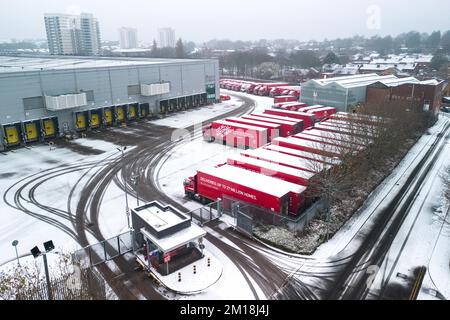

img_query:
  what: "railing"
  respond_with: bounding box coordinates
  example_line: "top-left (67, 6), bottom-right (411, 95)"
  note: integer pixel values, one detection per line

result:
top-left (72, 231), bottom-right (134, 268)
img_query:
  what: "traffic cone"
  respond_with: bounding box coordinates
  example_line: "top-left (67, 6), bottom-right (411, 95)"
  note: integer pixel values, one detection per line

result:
top-left (178, 272), bottom-right (182, 282)
top-left (193, 265), bottom-right (197, 274)
top-left (207, 257), bottom-right (211, 267)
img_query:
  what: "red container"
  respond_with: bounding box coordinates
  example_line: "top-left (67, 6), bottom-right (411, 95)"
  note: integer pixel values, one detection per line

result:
top-left (307, 107), bottom-right (337, 121)
top-left (203, 120), bottom-right (268, 149)
top-left (331, 112), bottom-right (381, 125)
top-left (227, 154), bottom-right (314, 187)
top-left (241, 148), bottom-right (329, 173)
top-left (250, 112), bottom-right (300, 124)
top-left (302, 128), bottom-right (368, 147)
top-left (316, 122), bottom-right (373, 138)
top-left (272, 137), bottom-right (341, 158)
top-left (264, 109), bottom-right (316, 129)
top-left (224, 117), bottom-right (280, 141)
top-left (263, 144), bottom-right (341, 166)
top-left (241, 115), bottom-right (301, 137)
top-left (274, 95), bottom-right (298, 104)
top-left (298, 105), bottom-right (326, 112)
top-left (276, 102), bottom-right (308, 111)
top-left (191, 165), bottom-right (306, 216)
top-left (291, 133), bottom-right (362, 152)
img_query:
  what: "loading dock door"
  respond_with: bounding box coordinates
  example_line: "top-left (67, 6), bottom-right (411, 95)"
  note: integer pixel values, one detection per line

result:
top-left (128, 105), bottom-right (137, 120)
top-left (104, 109), bottom-right (113, 125)
top-left (25, 122), bottom-right (38, 142)
top-left (5, 126), bottom-right (20, 145)
top-left (76, 113), bottom-right (87, 130)
top-left (117, 107), bottom-right (125, 122)
top-left (91, 113), bottom-right (100, 128)
top-left (43, 119), bottom-right (56, 137)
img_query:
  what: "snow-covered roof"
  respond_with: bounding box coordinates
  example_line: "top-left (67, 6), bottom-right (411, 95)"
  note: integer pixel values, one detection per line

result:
top-left (242, 147), bottom-right (331, 172)
top-left (311, 73), bottom-right (398, 89)
top-left (225, 118), bottom-right (280, 129)
top-left (227, 154), bottom-right (315, 180)
top-left (140, 224), bottom-right (206, 253)
top-left (263, 144), bottom-right (341, 165)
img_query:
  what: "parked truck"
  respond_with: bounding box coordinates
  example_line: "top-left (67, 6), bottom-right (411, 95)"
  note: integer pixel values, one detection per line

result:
top-left (241, 115), bottom-right (301, 137)
top-left (203, 120), bottom-right (268, 149)
top-left (274, 95), bottom-right (298, 104)
top-left (275, 102), bottom-right (308, 111)
top-left (306, 107), bottom-right (337, 121)
top-left (264, 109), bottom-right (316, 129)
top-left (227, 153), bottom-right (314, 187)
top-left (224, 117), bottom-right (280, 142)
top-left (272, 137), bottom-right (342, 158)
top-left (183, 164), bottom-right (306, 216)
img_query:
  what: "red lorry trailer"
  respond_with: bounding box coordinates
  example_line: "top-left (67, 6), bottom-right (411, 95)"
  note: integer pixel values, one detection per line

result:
top-left (227, 153), bottom-right (315, 187)
top-left (241, 115), bottom-right (301, 137)
top-left (323, 118), bottom-right (378, 132)
top-left (275, 102), bottom-right (308, 111)
top-left (241, 148), bottom-right (330, 173)
top-left (223, 117), bottom-right (280, 141)
top-left (291, 133), bottom-right (364, 152)
top-left (263, 144), bottom-right (341, 166)
top-left (331, 112), bottom-right (382, 125)
top-left (184, 164), bottom-right (306, 216)
top-left (306, 107), bottom-right (337, 121)
top-left (203, 120), bottom-right (268, 149)
top-left (274, 95), bottom-right (298, 104)
top-left (314, 123), bottom-right (374, 140)
top-left (302, 128), bottom-right (369, 147)
top-left (263, 109), bottom-right (316, 129)
top-left (297, 105), bottom-right (326, 112)
top-left (317, 121), bottom-right (375, 137)
top-left (272, 137), bottom-right (343, 158)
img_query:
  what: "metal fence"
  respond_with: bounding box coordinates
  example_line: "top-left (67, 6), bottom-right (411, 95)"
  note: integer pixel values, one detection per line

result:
top-left (72, 231), bottom-right (134, 268)
top-left (220, 195), bottom-right (325, 236)
top-left (187, 200), bottom-right (222, 226)
top-left (16, 267), bottom-right (106, 300)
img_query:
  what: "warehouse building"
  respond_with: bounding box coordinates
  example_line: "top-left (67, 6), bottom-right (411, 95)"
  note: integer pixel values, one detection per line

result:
top-left (366, 78), bottom-right (445, 115)
top-left (0, 55), bottom-right (219, 151)
top-left (300, 73), bottom-right (402, 112)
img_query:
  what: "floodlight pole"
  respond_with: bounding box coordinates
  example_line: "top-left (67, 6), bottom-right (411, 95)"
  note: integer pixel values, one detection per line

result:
top-left (42, 253), bottom-right (52, 300)
top-left (118, 146), bottom-right (131, 229)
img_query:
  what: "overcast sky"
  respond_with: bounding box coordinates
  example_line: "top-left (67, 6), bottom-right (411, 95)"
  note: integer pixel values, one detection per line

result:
top-left (1, 0), bottom-right (449, 43)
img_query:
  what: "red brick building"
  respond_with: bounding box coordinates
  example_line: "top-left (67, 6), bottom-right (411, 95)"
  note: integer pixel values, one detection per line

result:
top-left (366, 79), bottom-right (445, 115)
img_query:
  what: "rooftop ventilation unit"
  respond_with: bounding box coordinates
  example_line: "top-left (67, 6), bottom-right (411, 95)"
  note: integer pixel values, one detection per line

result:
top-left (44, 93), bottom-right (87, 111)
top-left (140, 82), bottom-right (170, 96)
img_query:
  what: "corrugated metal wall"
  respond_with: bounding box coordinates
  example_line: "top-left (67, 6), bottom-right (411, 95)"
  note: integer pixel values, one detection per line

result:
top-left (0, 59), bottom-right (219, 150)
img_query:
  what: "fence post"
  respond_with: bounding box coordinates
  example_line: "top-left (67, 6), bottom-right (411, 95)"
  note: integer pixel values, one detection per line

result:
top-left (117, 236), bottom-right (121, 256)
top-left (104, 241), bottom-right (107, 261)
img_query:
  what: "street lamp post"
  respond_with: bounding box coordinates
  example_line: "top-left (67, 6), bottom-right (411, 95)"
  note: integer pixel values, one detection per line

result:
top-left (12, 240), bottom-right (20, 266)
top-left (117, 146), bottom-right (131, 229)
top-left (30, 240), bottom-right (55, 300)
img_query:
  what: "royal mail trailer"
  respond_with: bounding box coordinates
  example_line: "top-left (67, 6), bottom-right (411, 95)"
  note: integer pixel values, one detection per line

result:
top-left (224, 117), bottom-right (280, 141)
top-left (263, 144), bottom-right (341, 166)
top-left (241, 115), bottom-right (301, 137)
top-left (302, 128), bottom-right (369, 147)
top-left (241, 148), bottom-right (330, 173)
top-left (322, 118), bottom-right (378, 133)
top-left (292, 133), bottom-right (364, 152)
top-left (227, 154), bottom-right (315, 187)
top-left (298, 105), bottom-right (326, 112)
top-left (275, 102), bottom-right (308, 111)
top-left (272, 137), bottom-right (342, 158)
top-left (264, 109), bottom-right (316, 129)
top-left (317, 121), bottom-right (375, 138)
top-left (331, 112), bottom-right (383, 125)
top-left (250, 112), bottom-right (301, 124)
top-left (184, 164), bottom-right (306, 216)
top-left (306, 107), bottom-right (337, 121)
top-left (203, 120), bottom-right (268, 149)
top-left (274, 95), bottom-right (298, 104)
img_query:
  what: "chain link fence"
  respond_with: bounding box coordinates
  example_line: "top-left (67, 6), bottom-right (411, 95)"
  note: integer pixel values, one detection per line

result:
top-left (187, 200), bottom-right (222, 226)
top-left (72, 231), bottom-right (134, 268)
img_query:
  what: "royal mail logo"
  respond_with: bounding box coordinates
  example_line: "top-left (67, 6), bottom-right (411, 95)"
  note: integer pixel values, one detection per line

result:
top-left (216, 125), bottom-right (232, 137)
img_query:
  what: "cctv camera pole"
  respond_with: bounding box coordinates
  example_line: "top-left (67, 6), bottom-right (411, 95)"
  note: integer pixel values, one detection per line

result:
top-left (42, 253), bottom-right (52, 300)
